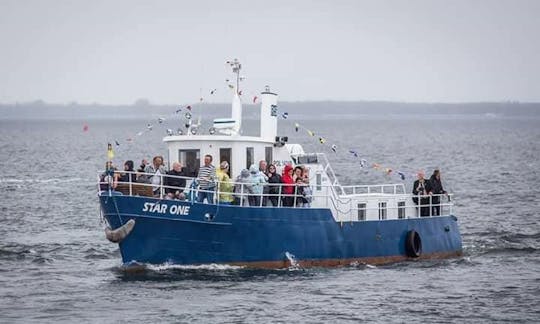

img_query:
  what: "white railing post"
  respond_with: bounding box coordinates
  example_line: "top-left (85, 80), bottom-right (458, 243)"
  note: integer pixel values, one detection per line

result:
top-left (216, 180), bottom-right (221, 205)
top-left (240, 183), bottom-right (244, 207)
top-left (159, 173), bottom-right (163, 199)
top-left (429, 195), bottom-right (432, 217)
top-left (278, 183), bottom-right (282, 207)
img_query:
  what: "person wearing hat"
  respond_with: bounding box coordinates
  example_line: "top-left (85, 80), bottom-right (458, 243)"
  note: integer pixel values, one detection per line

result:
top-left (234, 169), bottom-right (253, 206)
top-left (216, 161), bottom-right (234, 205)
top-left (248, 164), bottom-right (267, 207)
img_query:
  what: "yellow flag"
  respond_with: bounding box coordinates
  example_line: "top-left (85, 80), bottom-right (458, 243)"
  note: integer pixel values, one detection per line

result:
top-left (107, 143), bottom-right (114, 160)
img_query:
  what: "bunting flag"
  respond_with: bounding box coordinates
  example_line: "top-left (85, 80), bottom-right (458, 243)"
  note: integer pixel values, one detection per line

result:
top-left (360, 159), bottom-right (367, 168)
top-left (107, 143), bottom-right (114, 160)
top-left (83, 123), bottom-right (89, 132)
top-left (349, 150), bottom-right (358, 158)
top-left (253, 96), bottom-right (258, 103)
top-left (319, 137), bottom-right (326, 144)
top-left (281, 112), bottom-right (288, 119)
top-left (372, 163), bottom-right (381, 170)
top-left (331, 144), bottom-right (337, 153)
top-left (147, 124), bottom-right (153, 131)
top-left (158, 117), bottom-right (165, 124)
top-left (307, 130), bottom-right (314, 137)
top-left (175, 107), bottom-right (182, 113)
top-left (210, 89), bottom-right (217, 95)
top-left (115, 140), bottom-right (120, 146)
top-left (397, 171), bottom-right (406, 180)
top-left (294, 123), bottom-right (299, 132)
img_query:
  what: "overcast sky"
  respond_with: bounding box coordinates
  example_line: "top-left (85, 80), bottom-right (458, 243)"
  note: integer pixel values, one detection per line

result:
top-left (0, 0), bottom-right (538, 104)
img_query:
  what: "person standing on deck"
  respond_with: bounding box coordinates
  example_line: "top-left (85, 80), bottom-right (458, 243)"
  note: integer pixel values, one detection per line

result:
top-left (248, 164), bottom-right (267, 207)
top-left (281, 164), bottom-right (295, 207)
top-left (412, 171), bottom-right (432, 217)
top-left (141, 156), bottom-right (166, 197)
top-left (266, 164), bottom-right (282, 206)
top-left (429, 169), bottom-right (447, 216)
top-left (216, 161), bottom-right (234, 204)
top-left (197, 154), bottom-right (216, 203)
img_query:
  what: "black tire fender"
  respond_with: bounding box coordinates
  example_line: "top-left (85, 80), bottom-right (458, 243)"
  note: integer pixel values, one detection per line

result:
top-left (405, 230), bottom-right (422, 258)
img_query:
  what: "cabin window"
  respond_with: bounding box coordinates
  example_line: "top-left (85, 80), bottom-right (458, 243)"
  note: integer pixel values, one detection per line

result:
top-left (378, 202), bottom-right (387, 220)
top-left (178, 149), bottom-right (200, 177)
top-left (357, 203), bottom-right (366, 221)
top-left (246, 147), bottom-right (254, 169)
top-left (265, 146), bottom-right (273, 165)
top-left (316, 172), bottom-right (322, 191)
top-left (398, 201), bottom-right (406, 219)
top-left (220, 148), bottom-right (232, 177)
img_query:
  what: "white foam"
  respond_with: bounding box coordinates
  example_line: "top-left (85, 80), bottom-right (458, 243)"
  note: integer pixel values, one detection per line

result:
top-left (0, 177), bottom-right (87, 184)
top-left (284, 251), bottom-right (301, 270)
top-left (145, 262), bottom-right (244, 271)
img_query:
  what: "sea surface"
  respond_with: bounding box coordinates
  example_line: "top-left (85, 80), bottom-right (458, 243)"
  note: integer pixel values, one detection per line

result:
top-left (0, 103), bottom-right (539, 323)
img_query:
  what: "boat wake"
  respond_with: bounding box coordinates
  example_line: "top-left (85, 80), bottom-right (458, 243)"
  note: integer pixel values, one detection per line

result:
top-left (463, 231), bottom-right (540, 257)
top-left (122, 261), bottom-right (245, 272)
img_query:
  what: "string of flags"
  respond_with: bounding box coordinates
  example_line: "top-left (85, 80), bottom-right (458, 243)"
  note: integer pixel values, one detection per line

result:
top-left (99, 60), bottom-right (263, 162)
top-left (98, 58), bottom-right (429, 182)
top-left (279, 113), bottom-right (424, 181)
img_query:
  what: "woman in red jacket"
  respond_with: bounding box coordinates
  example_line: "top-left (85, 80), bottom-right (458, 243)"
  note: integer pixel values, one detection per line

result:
top-left (281, 164), bottom-right (295, 207)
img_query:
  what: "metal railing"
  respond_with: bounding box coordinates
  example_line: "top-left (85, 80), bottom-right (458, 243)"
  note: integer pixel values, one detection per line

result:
top-left (97, 170), bottom-right (454, 220)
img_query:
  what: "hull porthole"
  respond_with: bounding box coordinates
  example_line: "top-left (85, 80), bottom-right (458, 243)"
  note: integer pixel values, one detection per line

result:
top-left (405, 230), bottom-right (422, 258)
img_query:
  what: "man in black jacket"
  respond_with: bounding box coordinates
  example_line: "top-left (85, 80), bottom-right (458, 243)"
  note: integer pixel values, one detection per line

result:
top-left (165, 162), bottom-right (187, 199)
top-left (412, 171), bottom-right (432, 217)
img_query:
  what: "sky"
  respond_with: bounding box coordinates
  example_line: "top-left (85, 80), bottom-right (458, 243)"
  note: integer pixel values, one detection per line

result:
top-left (0, 0), bottom-right (539, 104)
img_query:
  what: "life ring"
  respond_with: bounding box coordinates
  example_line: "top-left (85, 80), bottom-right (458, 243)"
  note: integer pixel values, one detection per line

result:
top-left (405, 230), bottom-right (422, 258)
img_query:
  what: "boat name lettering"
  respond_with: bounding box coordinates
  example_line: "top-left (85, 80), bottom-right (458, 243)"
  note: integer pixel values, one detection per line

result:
top-left (142, 202), bottom-right (190, 216)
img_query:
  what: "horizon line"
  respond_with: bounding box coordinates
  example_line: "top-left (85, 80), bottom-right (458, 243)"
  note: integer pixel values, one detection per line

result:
top-left (0, 99), bottom-right (538, 106)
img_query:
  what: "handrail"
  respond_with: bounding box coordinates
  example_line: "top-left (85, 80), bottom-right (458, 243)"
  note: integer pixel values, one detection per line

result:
top-left (97, 170), bottom-right (454, 219)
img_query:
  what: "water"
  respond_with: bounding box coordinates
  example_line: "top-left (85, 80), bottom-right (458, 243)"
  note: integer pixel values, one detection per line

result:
top-left (1, 104), bottom-right (539, 323)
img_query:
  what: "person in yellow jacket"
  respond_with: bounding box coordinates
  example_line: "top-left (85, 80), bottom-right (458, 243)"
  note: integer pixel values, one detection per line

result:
top-left (216, 161), bottom-right (234, 204)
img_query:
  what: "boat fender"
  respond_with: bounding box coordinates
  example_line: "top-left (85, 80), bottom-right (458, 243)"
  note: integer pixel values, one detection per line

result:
top-left (405, 230), bottom-right (422, 258)
top-left (105, 219), bottom-right (135, 243)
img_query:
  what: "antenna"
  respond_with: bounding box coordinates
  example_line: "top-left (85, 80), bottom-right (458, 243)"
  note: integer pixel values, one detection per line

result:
top-left (228, 59), bottom-right (242, 94)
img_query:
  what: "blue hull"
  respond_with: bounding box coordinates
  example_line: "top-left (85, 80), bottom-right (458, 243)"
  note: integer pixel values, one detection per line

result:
top-left (99, 193), bottom-right (462, 267)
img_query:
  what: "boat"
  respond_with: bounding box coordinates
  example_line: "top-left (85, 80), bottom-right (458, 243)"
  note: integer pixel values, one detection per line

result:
top-left (97, 60), bottom-right (462, 268)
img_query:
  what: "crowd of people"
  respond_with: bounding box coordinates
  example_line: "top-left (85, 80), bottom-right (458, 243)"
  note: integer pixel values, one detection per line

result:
top-left (100, 154), bottom-right (313, 207)
top-left (101, 156), bottom-right (447, 214)
top-left (412, 169), bottom-right (447, 217)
